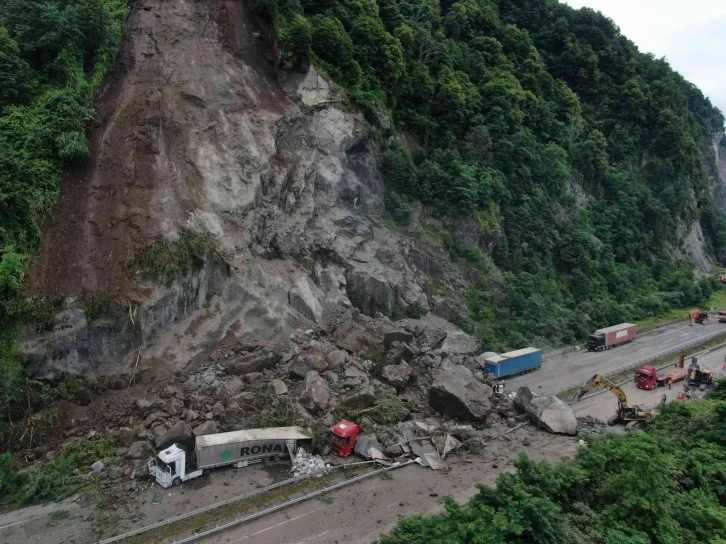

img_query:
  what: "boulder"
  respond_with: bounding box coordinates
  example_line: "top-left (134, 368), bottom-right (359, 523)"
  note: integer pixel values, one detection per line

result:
top-left (384, 331), bottom-right (415, 349)
top-left (299, 371), bottom-right (330, 415)
top-left (439, 332), bottom-right (478, 355)
top-left (272, 379), bottom-right (288, 396)
top-left (513, 386), bottom-right (536, 414)
top-left (136, 398), bottom-right (158, 416)
top-left (345, 270), bottom-right (394, 317)
top-left (382, 363), bottom-right (413, 388)
top-left (165, 398), bottom-right (185, 416)
top-left (387, 343), bottom-right (415, 365)
top-left (525, 396), bottom-right (578, 435)
top-left (155, 421), bottom-right (194, 450)
top-left (325, 350), bottom-right (347, 370)
top-left (290, 352), bottom-right (328, 379)
top-left (118, 427), bottom-right (135, 447)
top-left (211, 401), bottom-right (225, 418)
top-left (428, 365), bottom-right (492, 421)
top-left (226, 350), bottom-right (282, 375)
top-left (126, 441), bottom-right (151, 460)
top-left (223, 377), bottom-right (244, 397)
top-left (245, 372), bottom-right (264, 384)
top-left (342, 385), bottom-right (376, 410)
top-left (193, 420), bottom-right (219, 437)
top-left (416, 326), bottom-right (448, 349)
top-left (161, 386), bottom-right (182, 399)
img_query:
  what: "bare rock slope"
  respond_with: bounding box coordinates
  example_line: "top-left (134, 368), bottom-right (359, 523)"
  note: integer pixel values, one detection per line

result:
top-left (23, 0), bottom-right (432, 378)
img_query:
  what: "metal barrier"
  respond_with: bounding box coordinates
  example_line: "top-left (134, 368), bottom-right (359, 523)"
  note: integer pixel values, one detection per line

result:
top-left (99, 460), bottom-right (381, 544)
top-left (169, 460), bottom-right (416, 544)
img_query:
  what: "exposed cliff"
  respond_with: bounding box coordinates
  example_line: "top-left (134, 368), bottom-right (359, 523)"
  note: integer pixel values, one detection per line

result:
top-left (21, 0), bottom-right (437, 379)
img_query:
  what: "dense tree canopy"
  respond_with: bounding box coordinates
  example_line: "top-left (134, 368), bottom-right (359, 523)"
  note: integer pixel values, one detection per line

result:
top-left (0, 0), bottom-right (127, 424)
top-left (266, 0), bottom-right (726, 349)
top-left (376, 384), bottom-right (726, 544)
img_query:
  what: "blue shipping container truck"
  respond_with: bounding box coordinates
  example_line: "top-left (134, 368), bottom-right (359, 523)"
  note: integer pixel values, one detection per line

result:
top-left (482, 347), bottom-right (543, 379)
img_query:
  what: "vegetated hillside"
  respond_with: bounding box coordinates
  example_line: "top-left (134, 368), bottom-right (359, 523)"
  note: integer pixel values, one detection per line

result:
top-left (376, 381), bottom-right (726, 544)
top-left (265, 0), bottom-right (726, 348)
top-left (0, 0), bottom-right (127, 411)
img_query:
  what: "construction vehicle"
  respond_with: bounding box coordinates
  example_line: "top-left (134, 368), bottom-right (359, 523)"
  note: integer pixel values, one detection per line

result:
top-left (689, 309), bottom-right (710, 325)
top-left (572, 374), bottom-right (655, 426)
top-left (587, 323), bottom-right (637, 352)
top-left (686, 358), bottom-right (715, 388)
top-left (718, 310), bottom-right (726, 323)
top-left (634, 364), bottom-right (686, 390)
top-left (148, 426), bottom-right (314, 488)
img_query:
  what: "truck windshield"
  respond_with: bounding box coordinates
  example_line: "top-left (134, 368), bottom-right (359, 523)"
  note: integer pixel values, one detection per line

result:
top-left (330, 435), bottom-right (350, 445)
top-left (155, 458), bottom-right (176, 475)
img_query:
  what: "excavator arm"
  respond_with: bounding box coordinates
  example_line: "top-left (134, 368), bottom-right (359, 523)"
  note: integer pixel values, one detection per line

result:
top-left (572, 374), bottom-right (628, 405)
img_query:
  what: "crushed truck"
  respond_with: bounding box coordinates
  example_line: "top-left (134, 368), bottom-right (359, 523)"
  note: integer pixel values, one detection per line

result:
top-left (587, 323), bottom-right (636, 352)
top-left (634, 364), bottom-right (686, 390)
top-left (148, 426), bottom-right (314, 488)
top-left (480, 347), bottom-right (543, 379)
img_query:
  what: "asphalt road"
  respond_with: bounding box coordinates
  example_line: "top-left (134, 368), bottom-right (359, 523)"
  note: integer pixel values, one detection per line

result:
top-left (506, 320), bottom-right (725, 395)
top-left (573, 343), bottom-right (726, 421)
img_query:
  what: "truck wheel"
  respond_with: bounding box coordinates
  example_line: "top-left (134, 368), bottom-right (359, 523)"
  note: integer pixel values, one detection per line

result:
top-left (172, 477), bottom-right (181, 487)
top-left (607, 415), bottom-right (621, 426)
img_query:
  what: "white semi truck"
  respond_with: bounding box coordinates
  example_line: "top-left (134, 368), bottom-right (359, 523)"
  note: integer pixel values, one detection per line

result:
top-left (148, 426), bottom-right (315, 488)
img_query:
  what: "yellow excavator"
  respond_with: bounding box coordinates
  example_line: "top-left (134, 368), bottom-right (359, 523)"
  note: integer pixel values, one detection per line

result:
top-left (689, 309), bottom-right (710, 326)
top-left (572, 374), bottom-right (655, 427)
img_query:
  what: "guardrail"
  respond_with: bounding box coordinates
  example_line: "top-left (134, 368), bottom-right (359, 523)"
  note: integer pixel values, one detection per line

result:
top-left (559, 327), bottom-right (726, 401)
top-left (99, 461), bottom-right (381, 544)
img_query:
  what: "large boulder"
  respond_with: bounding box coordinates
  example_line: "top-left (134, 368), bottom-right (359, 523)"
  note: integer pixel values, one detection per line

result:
top-left (428, 366), bottom-right (492, 421)
top-left (439, 332), bottom-right (478, 355)
top-left (416, 326), bottom-right (447, 349)
top-left (325, 350), bottom-right (347, 370)
top-left (342, 385), bottom-right (376, 410)
top-left (299, 371), bottom-right (330, 415)
top-left (513, 386), bottom-right (536, 413)
top-left (126, 441), bottom-right (152, 460)
top-left (226, 350), bottom-right (282, 375)
top-left (193, 420), bottom-right (219, 437)
top-left (382, 363), bottom-right (413, 388)
top-left (155, 421), bottom-right (194, 449)
top-left (384, 331), bottom-right (415, 349)
top-left (290, 352), bottom-right (328, 379)
top-left (525, 396), bottom-right (578, 435)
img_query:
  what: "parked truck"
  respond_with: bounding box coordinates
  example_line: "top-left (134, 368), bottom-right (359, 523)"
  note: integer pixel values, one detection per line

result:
top-left (587, 323), bottom-right (637, 352)
top-left (148, 426), bottom-right (315, 488)
top-left (634, 364), bottom-right (686, 390)
top-left (481, 347), bottom-right (543, 379)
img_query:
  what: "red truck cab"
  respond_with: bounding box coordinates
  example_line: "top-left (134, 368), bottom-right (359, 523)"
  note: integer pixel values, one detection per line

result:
top-left (329, 420), bottom-right (362, 457)
top-left (635, 365), bottom-right (658, 390)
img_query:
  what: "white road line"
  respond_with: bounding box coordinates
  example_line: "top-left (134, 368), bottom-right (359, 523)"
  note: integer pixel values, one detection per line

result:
top-left (0, 514), bottom-right (48, 532)
top-left (292, 531), bottom-right (330, 544)
top-left (228, 508), bottom-right (324, 543)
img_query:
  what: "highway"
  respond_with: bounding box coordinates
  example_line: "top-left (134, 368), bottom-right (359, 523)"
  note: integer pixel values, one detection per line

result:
top-left (573, 342), bottom-right (726, 421)
top-left (507, 320), bottom-right (725, 395)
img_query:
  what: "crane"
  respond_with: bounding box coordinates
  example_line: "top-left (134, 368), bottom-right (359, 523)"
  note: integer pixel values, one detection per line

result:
top-left (572, 374), bottom-right (655, 426)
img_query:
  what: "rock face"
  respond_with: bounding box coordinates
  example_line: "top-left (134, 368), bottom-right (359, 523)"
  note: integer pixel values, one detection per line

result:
top-left (514, 386), bottom-right (578, 435)
top-left (299, 371), bottom-right (330, 415)
top-left (428, 366), bottom-right (492, 421)
top-left (20, 0), bottom-right (429, 379)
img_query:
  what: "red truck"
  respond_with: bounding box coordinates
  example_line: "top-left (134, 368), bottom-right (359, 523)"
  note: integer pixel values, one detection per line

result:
top-left (587, 323), bottom-right (637, 352)
top-left (634, 365), bottom-right (686, 390)
top-left (329, 420), bottom-right (362, 457)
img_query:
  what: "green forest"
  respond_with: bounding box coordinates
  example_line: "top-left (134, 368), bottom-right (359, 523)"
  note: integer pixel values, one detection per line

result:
top-left (0, 0), bottom-right (127, 421)
top-left (265, 0), bottom-right (726, 349)
top-left (377, 382), bottom-right (726, 544)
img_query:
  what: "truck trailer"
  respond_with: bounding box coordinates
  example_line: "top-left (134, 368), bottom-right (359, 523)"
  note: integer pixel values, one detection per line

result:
top-left (634, 365), bottom-right (686, 390)
top-left (587, 323), bottom-right (636, 352)
top-left (148, 426), bottom-right (314, 488)
top-left (481, 347), bottom-right (543, 379)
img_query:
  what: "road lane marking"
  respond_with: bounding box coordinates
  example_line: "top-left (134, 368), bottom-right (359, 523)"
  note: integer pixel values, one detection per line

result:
top-left (228, 508), bottom-right (324, 543)
top-left (0, 514), bottom-right (48, 532)
top-left (293, 531), bottom-right (330, 544)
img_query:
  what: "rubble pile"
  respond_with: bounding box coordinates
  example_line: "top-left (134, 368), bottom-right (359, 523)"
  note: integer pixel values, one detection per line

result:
top-left (292, 448), bottom-right (331, 477)
top-left (576, 416), bottom-right (607, 438)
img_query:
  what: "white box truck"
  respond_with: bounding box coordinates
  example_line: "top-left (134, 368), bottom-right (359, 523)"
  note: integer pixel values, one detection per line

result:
top-left (148, 426), bottom-right (315, 488)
